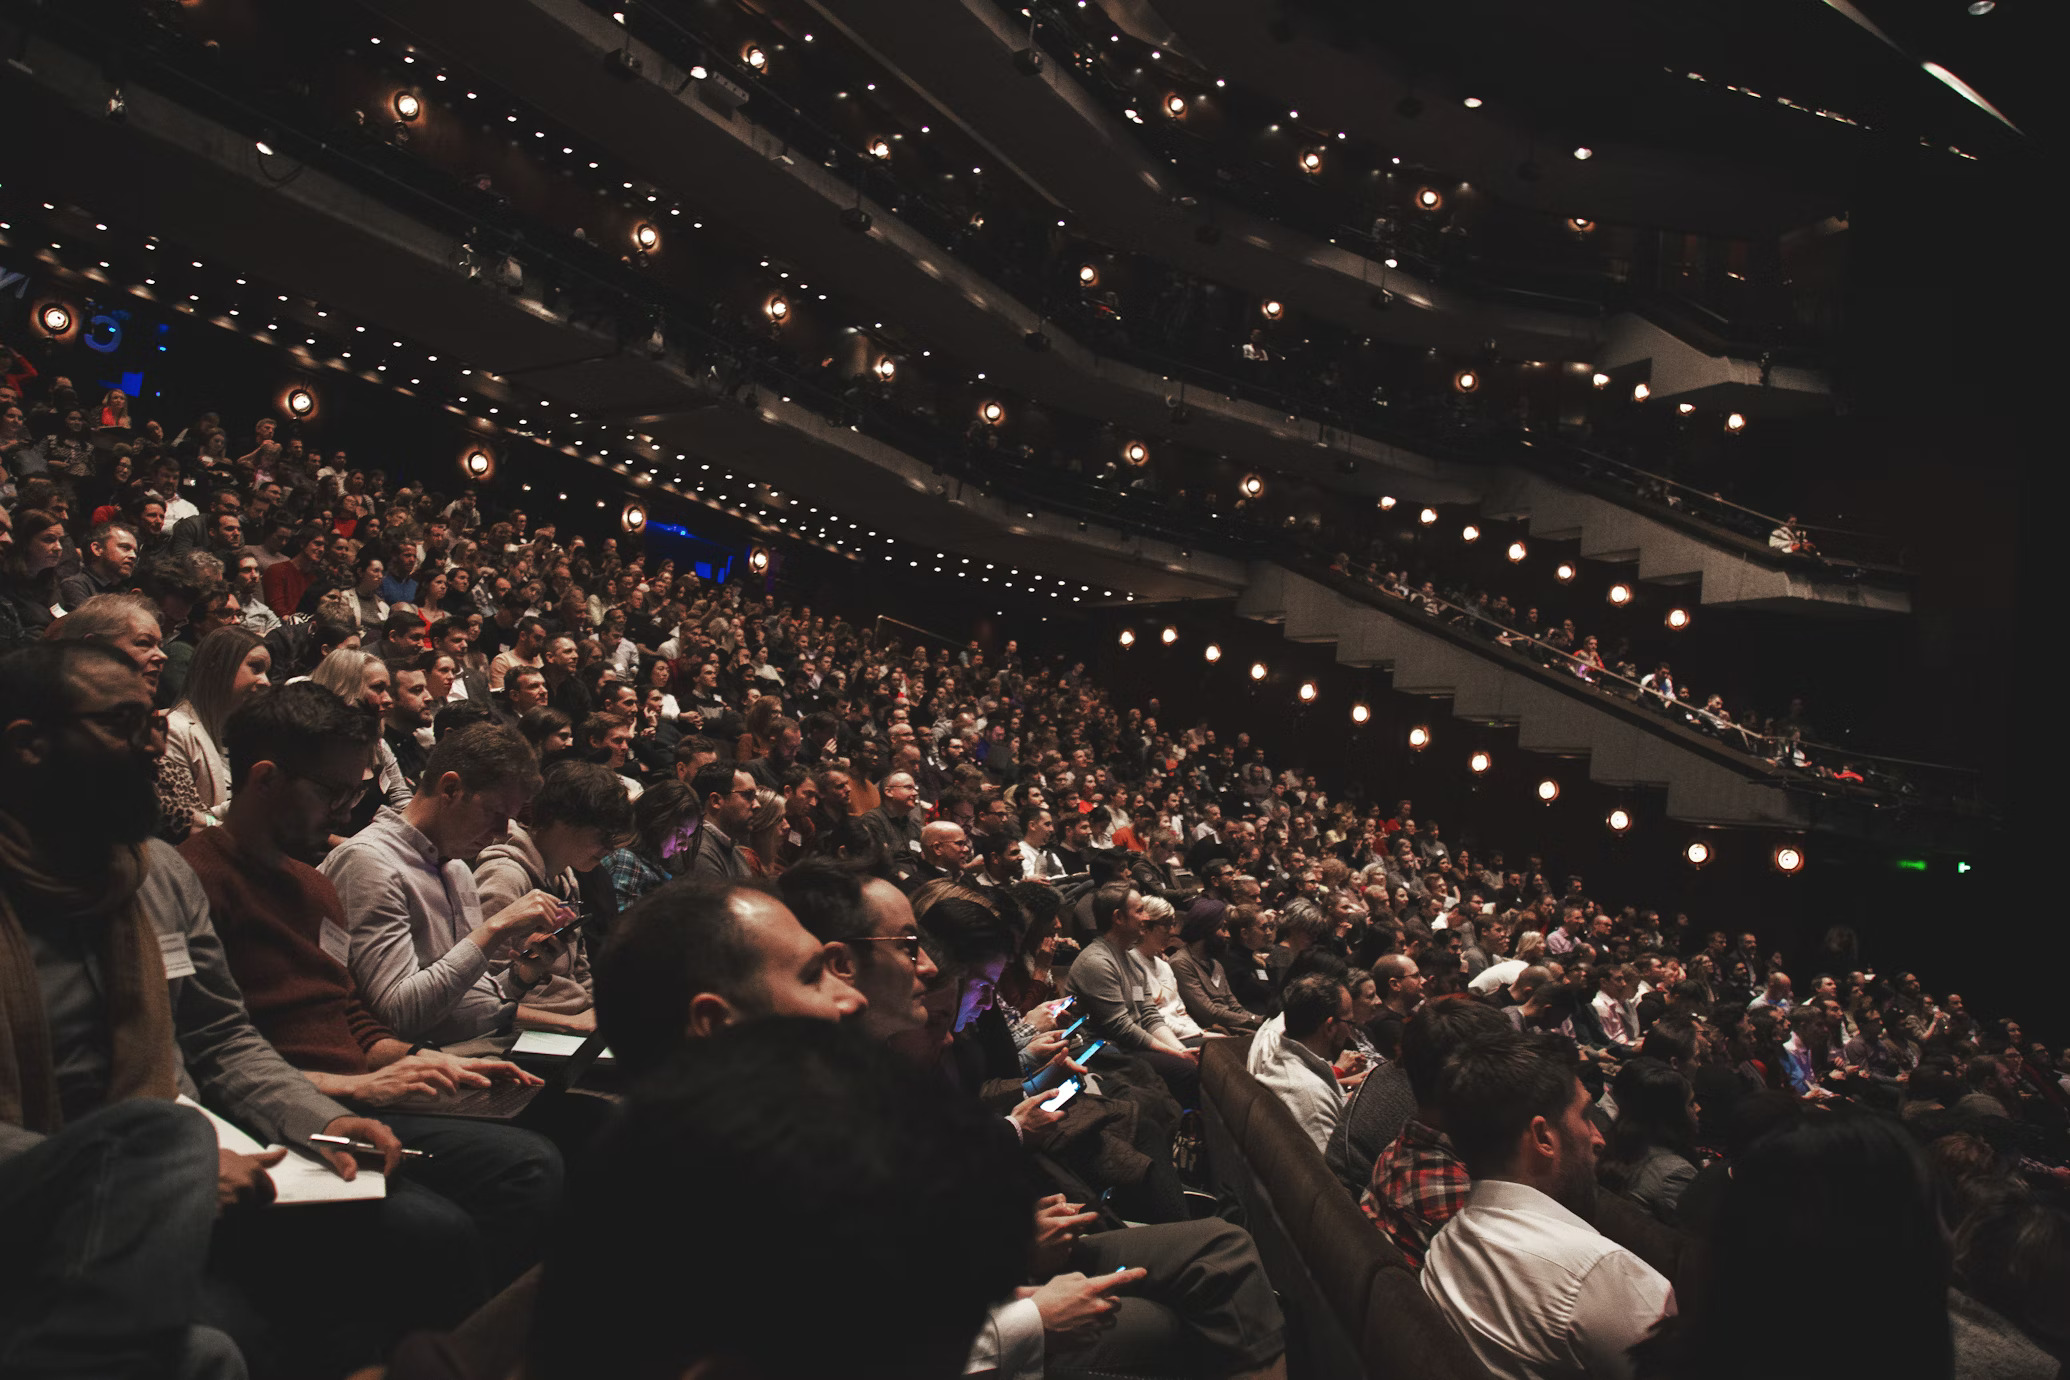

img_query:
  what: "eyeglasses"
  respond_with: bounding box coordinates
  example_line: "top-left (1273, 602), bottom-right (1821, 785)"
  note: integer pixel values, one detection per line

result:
top-left (847, 933), bottom-right (924, 961)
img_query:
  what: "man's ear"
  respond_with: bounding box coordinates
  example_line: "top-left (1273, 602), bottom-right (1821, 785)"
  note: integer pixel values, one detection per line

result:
top-left (824, 941), bottom-right (859, 983)
top-left (1527, 1113), bottom-right (1560, 1162)
top-left (685, 991), bottom-right (740, 1039)
top-left (1, 718), bottom-right (50, 771)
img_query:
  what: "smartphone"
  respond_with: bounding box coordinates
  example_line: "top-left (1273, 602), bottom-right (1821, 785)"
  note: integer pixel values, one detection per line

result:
top-left (1041, 1078), bottom-right (1082, 1112)
top-left (1047, 996), bottom-right (1077, 1019)
top-left (1059, 1015), bottom-right (1089, 1040)
top-left (1074, 1038), bottom-right (1108, 1064)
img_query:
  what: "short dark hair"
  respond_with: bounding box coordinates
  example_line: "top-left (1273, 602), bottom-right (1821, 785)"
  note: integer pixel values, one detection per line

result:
top-left (1438, 1031), bottom-right (1580, 1177)
top-left (1282, 972), bottom-right (1348, 1041)
top-left (673, 735), bottom-right (722, 767)
top-left (1090, 880), bottom-right (1134, 932)
top-left (774, 856), bottom-right (873, 946)
top-left (222, 681), bottom-right (379, 791)
top-left (0, 641), bottom-right (135, 729)
top-left (594, 879), bottom-right (767, 1078)
top-left (912, 890), bottom-right (1015, 979)
top-left (419, 722), bottom-right (540, 797)
top-left (630, 779), bottom-right (699, 857)
top-left (432, 698), bottom-right (500, 742)
top-left (582, 710), bottom-right (632, 746)
top-left (529, 1019), bottom-right (1031, 1380)
top-left (692, 760), bottom-right (744, 811)
top-left (531, 759), bottom-right (635, 838)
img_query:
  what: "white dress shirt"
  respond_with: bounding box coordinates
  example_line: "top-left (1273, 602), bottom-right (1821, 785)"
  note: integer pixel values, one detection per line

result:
top-left (1423, 1179), bottom-right (1675, 1380)
top-left (1592, 989), bottom-right (1639, 1047)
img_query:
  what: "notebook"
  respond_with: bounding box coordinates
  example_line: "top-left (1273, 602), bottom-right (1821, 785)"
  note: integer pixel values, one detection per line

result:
top-left (177, 1095), bottom-right (385, 1205)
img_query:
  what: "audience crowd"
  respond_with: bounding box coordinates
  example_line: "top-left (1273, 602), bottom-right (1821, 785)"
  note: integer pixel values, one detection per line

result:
top-left (2, 350), bottom-right (2062, 1380)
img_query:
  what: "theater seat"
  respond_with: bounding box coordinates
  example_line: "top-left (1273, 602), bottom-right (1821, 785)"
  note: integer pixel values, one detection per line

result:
top-left (1199, 1038), bottom-right (1486, 1380)
top-left (383, 1267), bottom-right (540, 1380)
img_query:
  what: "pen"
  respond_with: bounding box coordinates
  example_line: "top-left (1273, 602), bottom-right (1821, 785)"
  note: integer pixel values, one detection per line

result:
top-left (308, 1133), bottom-right (431, 1160)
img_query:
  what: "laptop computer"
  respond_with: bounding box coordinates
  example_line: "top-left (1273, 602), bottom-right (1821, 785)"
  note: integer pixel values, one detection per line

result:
top-left (373, 1031), bottom-right (612, 1121)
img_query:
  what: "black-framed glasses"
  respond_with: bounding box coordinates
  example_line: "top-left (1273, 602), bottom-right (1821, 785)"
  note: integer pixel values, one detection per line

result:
top-left (848, 933), bottom-right (923, 961)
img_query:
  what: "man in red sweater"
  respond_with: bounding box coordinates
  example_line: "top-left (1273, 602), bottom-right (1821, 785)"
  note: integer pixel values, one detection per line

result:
top-left (179, 681), bottom-right (563, 1344)
top-left (260, 523), bottom-right (326, 620)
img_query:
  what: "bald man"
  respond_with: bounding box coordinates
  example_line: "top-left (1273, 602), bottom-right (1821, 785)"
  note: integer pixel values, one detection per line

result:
top-left (910, 820), bottom-right (971, 891)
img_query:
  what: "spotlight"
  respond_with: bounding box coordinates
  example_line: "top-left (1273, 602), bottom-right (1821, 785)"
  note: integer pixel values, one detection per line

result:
top-left (874, 356), bottom-right (897, 382)
top-left (1204, 643), bottom-right (1222, 663)
top-left (1249, 662), bottom-right (1268, 682)
top-left (1773, 843), bottom-right (1806, 875)
top-left (1078, 263), bottom-right (1100, 286)
top-left (393, 91), bottom-right (422, 123)
top-left (1378, 495), bottom-right (1397, 510)
top-left (1418, 507), bottom-right (1438, 526)
top-left (1160, 626), bottom-right (1178, 645)
top-left (1591, 372), bottom-right (1611, 389)
top-left (284, 386), bottom-right (316, 418)
top-left (1164, 93), bottom-right (1187, 117)
top-left (632, 222), bottom-right (659, 251)
top-left (1260, 299), bottom-right (1284, 320)
top-left (1506, 541), bottom-right (1527, 562)
top-left (979, 400), bottom-right (1005, 426)
top-left (748, 546), bottom-right (771, 575)
top-left (1239, 473), bottom-right (1265, 499)
top-left (1469, 750), bottom-right (1493, 775)
top-left (1684, 840), bottom-right (1712, 869)
top-left (867, 137), bottom-right (891, 160)
top-left (1724, 412), bottom-right (1747, 434)
top-left (1676, 402), bottom-right (1695, 415)
top-left (1407, 725), bottom-right (1430, 751)
top-left (1453, 369), bottom-right (1480, 393)
top-left (1608, 583), bottom-right (1633, 606)
top-left (1298, 681), bottom-right (1318, 703)
top-left (35, 302), bottom-right (73, 336)
top-left (764, 294), bottom-right (790, 323)
top-left (742, 43), bottom-right (768, 71)
top-left (1536, 778), bottom-right (1560, 803)
top-left (1555, 562), bottom-right (1576, 583)
top-left (1567, 217), bottom-right (1597, 233)
top-left (1462, 524), bottom-right (1480, 543)
top-left (1351, 702), bottom-right (1370, 724)
top-left (1967, 0), bottom-right (1994, 12)
top-left (1571, 145), bottom-right (1593, 160)
top-left (1632, 382), bottom-right (1651, 402)
top-left (621, 501), bottom-right (648, 532)
top-left (255, 138), bottom-right (277, 156)
top-left (1122, 440), bottom-right (1150, 465)
top-left (1462, 96), bottom-right (1484, 109)
top-left (1666, 607), bottom-right (1690, 630)
top-left (1298, 148), bottom-right (1323, 174)
top-left (460, 447), bottom-right (493, 479)
top-left (1119, 628), bottom-right (1137, 648)
top-left (1607, 807), bottom-right (1632, 834)
top-left (1415, 187), bottom-right (1443, 210)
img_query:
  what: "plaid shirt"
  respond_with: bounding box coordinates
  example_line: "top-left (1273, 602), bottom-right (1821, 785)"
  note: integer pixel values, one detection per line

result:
top-left (1360, 1117), bottom-right (1469, 1268)
top-left (602, 847), bottom-right (670, 913)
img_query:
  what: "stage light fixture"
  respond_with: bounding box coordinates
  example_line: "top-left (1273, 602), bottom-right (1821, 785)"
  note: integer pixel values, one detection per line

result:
top-left (1536, 778), bottom-right (1560, 803)
top-left (1298, 681), bottom-right (1318, 703)
top-left (1507, 541), bottom-right (1528, 562)
top-left (764, 294), bottom-right (790, 323)
top-left (1724, 412), bottom-right (1747, 434)
top-left (1774, 844), bottom-right (1805, 874)
top-left (1572, 145), bottom-right (1593, 160)
top-left (632, 222), bottom-right (659, 251)
top-left (1416, 187), bottom-right (1443, 210)
top-left (1555, 562), bottom-right (1576, 583)
top-left (1239, 473), bottom-right (1265, 499)
top-left (1351, 703), bottom-right (1371, 724)
top-left (1462, 524), bottom-right (1480, 543)
top-left (1379, 495), bottom-right (1397, 510)
top-left (1160, 626), bottom-right (1178, 645)
top-left (461, 448), bottom-right (493, 479)
top-left (1079, 263), bottom-right (1100, 285)
top-left (1608, 583), bottom-right (1633, 606)
top-left (1249, 661), bottom-right (1268, 682)
top-left (1453, 369), bottom-right (1480, 392)
top-left (621, 502), bottom-right (648, 532)
top-left (1684, 840), bottom-right (1712, 868)
top-left (1418, 507), bottom-right (1438, 526)
top-left (1123, 440), bottom-right (1149, 465)
top-left (979, 401), bottom-right (1005, 426)
top-left (1119, 628), bottom-right (1136, 648)
top-left (1260, 299), bottom-right (1284, 320)
top-left (1666, 607), bottom-right (1690, 630)
top-left (873, 356), bottom-right (897, 382)
top-left (1469, 750), bottom-right (1493, 775)
top-left (1676, 402), bottom-right (1696, 415)
top-left (255, 138), bottom-right (277, 156)
top-left (747, 546), bottom-right (771, 574)
top-left (35, 302), bottom-right (72, 336)
top-left (1632, 382), bottom-right (1651, 402)
top-left (1591, 371), bottom-right (1611, 389)
top-left (1408, 725), bottom-right (1431, 751)
top-left (867, 137), bottom-right (891, 160)
top-left (1299, 149), bottom-right (1323, 174)
top-left (1607, 808), bottom-right (1632, 834)
top-left (1204, 643), bottom-right (1222, 663)
top-left (284, 386), bottom-right (316, 418)
top-left (1462, 96), bottom-right (1484, 108)
top-left (742, 43), bottom-right (768, 71)
top-left (393, 91), bottom-right (422, 121)
top-left (1164, 93), bottom-right (1187, 117)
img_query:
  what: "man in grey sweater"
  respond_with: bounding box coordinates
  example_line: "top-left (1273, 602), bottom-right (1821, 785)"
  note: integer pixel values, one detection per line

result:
top-left (1064, 881), bottom-right (1201, 1103)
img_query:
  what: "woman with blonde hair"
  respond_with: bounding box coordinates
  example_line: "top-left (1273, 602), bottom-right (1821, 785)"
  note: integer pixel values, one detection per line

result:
top-left (98, 388), bottom-right (132, 430)
top-left (309, 648), bottom-right (413, 837)
top-left (166, 625), bottom-right (271, 826)
top-left (742, 786), bottom-right (788, 877)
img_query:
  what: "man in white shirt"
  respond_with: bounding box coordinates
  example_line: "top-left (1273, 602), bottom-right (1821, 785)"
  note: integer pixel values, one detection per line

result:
top-left (1016, 804), bottom-right (1064, 883)
top-left (1423, 1033), bottom-right (1675, 1380)
top-left (1246, 973), bottom-right (1350, 1152)
top-left (1591, 966), bottom-right (1641, 1051)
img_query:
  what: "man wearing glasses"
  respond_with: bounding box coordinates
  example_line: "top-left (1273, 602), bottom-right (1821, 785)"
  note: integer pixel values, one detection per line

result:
top-left (682, 760), bottom-right (756, 881)
top-left (776, 858), bottom-right (938, 1043)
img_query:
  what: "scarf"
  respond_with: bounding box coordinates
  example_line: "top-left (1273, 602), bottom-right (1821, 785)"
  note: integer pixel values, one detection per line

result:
top-left (0, 814), bottom-right (177, 1134)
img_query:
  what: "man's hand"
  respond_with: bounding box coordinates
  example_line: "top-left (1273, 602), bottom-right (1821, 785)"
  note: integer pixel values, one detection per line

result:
top-left (1029, 1193), bottom-right (1099, 1278)
top-left (217, 1148), bottom-right (283, 1212)
top-left (434, 1052), bottom-right (544, 1087)
top-left (1008, 1090), bottom-right (1067, 1144)
top-left (1021, 1269), bottom-right (1147, 1338)
top-left (1023, 1029), bottom-right (1068, 1067)
top-left (344, 1053), bottom-right (468, 1106)
top-left (316, 1115), bottom-right (404, 1178)
top-left (511, 931), bottom-right (569, 987)
top-left (475, 891), bottom-right (574, 958)
top-left (1334, 1048), bottom-right (1368, 1076)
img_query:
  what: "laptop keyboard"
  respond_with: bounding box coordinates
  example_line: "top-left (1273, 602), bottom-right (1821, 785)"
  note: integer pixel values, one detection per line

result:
top-left (382, 1080), bottom-right (543, 1119)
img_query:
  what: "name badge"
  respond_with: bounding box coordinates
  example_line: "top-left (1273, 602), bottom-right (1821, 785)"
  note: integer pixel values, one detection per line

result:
top-left (157, 930), bottom-right (197, 980)
top-left (319, 919), bottom-right (352, 968)
top-left (788, 830), bottom-right (804, 846)
top-left (909, 838), bottom-right (923, 854)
